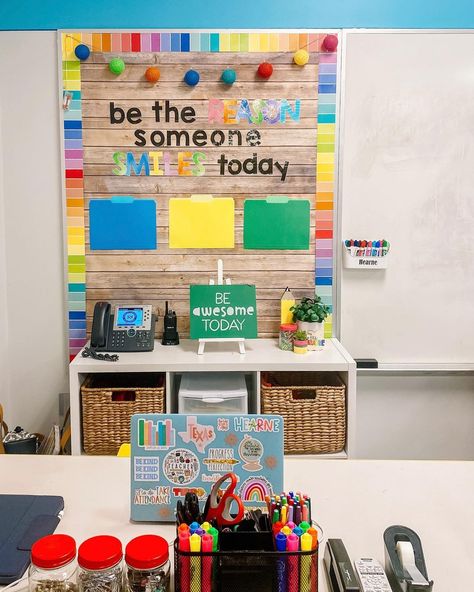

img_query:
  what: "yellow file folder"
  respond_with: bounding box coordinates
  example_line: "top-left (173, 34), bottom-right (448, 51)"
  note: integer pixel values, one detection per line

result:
top-left (168, 194), bottom-right (235, 249)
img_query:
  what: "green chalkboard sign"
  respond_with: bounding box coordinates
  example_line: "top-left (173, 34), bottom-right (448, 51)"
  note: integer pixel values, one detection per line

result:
top-left (190, 284), bottom-right (258, 339)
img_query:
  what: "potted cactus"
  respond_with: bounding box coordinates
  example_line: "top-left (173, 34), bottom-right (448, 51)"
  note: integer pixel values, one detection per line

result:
top-left (293, 329), bottom-right (308, 354)
top-left (290, 295), bottom-right (330, 350)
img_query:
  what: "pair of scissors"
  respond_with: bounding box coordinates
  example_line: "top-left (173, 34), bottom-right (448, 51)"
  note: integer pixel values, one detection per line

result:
top-left (204, 473), bottom-right (245, 527)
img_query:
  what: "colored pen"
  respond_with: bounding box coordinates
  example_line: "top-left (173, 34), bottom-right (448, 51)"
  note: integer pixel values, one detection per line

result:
top-left (201, 521), bottom-right (211, 532)
top-left (178, 531), bottom-right (190, 592)
top-left (189, 533), bottom-right (201, 592)
top-left (294, 504), bottom-right (301, 525)
top-left (281, 505), bottom-right (288, 525)
top-left (201, 534), bottom-right (213, 592)
top-left (178, 523), bottom-right (190, 533)
top-left (288, 504), bottom-right (294, 524)
top-left (287, 521), bottom-right (295, 531)
top-left (281, 525), bottom-right (292, 536)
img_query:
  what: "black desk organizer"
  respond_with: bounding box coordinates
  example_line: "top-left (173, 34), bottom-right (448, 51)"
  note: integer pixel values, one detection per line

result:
top-left (174, 535), bottom-right (318, 592)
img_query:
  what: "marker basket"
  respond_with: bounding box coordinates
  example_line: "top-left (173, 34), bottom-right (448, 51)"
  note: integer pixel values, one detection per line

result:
top-left (174, 539), bottom-right (318, 592)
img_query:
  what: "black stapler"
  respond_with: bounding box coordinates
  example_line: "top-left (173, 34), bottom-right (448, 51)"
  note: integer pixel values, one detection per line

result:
top-left (324, 539), bottom-right (361, 592)
top-left (384, 525), bottom-right (434, 591)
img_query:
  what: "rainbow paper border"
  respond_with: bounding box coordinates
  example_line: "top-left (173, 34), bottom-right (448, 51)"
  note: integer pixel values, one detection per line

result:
top-left (61, 31), bottom-right (338, 358)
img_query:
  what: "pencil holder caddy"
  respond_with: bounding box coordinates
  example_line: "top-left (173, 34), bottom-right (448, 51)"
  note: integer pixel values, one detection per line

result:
top-left (174, 540), bottom-right (318, 592)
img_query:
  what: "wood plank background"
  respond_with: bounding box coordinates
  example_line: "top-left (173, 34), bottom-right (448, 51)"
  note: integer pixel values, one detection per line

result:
top-left (81, 51), bottom-right (320, 338)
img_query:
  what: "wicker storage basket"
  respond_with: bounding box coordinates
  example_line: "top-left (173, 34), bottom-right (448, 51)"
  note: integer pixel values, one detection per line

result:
top-left (261, 372), bottom-right (346, 454)
top-left (81, 373), bottom-right (165, 455)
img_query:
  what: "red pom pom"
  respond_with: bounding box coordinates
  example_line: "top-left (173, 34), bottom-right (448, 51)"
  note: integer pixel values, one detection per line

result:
top-left (257, 62), bottom-right (273, 79)
top-left (322, 34), bottom-right (338, 52)
top-left (145, 66), bottom-right (160, 83)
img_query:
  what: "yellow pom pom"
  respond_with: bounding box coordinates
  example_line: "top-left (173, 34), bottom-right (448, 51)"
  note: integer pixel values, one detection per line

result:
top-left (293, 49), bottom-right (309, 66)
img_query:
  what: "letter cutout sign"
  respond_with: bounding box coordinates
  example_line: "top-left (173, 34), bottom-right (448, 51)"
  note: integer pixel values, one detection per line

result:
top-left (190, 284), bottom-right (258, 339)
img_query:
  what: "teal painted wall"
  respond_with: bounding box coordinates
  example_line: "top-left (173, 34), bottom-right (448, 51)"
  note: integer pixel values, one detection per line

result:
top-left (1, 0), bottom-right (474, 30)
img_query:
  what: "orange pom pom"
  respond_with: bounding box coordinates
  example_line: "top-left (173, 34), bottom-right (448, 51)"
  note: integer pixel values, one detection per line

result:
top-left (145, 66), bottom-right (160, 83)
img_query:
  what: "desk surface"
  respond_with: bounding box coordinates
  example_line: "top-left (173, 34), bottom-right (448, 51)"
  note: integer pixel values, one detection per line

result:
top-left (2, 456), bottom-right (473, 592)
top-left (70, 338), bottom-right (355, 373)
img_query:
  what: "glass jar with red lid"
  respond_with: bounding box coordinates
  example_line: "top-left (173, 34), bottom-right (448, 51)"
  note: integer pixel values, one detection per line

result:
top-left (77, 536), bottom-right (123, 592)
top-left (125, 535), bottom-right (170, 592)
top-left (29, 534), bottom-right (78, 592)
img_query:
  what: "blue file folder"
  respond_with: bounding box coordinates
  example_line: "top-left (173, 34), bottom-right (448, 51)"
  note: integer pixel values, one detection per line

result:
top-left (89, 197), bottom-right (157, 250)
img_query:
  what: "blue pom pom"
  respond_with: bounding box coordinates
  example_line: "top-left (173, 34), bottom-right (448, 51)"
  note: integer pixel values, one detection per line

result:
top-left (74, 44), bottom-right (90, 61)
top-left (184, 69), bottom-right (200, 86)
top-left (221, 69), bottom-right (237, 85)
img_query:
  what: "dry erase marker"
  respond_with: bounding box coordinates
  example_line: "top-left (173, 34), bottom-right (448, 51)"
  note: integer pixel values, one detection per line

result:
top-left (382, 239), bottom-right (389, 256)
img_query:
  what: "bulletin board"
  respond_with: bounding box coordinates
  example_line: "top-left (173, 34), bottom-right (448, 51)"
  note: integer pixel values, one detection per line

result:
top-left (60, 31), bottom-right (339, 358)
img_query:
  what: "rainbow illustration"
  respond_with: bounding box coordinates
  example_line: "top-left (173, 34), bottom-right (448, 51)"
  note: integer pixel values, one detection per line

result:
top-left (61, 31), bottom-right (339, 356)
top-left (239, 476), bottom-right (272, 502)
top-left (138, 418), bottom-right (175, 448)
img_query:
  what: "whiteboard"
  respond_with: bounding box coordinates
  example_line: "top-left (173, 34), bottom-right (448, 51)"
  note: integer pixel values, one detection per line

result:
top-left (339, 32), bottom-right (474, 365)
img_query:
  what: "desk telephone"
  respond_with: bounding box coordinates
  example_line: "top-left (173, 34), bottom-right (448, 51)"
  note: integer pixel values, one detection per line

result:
top-left (90, 302), bottom-right (155, 352)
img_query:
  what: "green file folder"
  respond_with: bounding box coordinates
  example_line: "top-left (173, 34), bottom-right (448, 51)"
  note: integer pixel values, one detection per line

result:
top-left (243, 196), bottom-right (311, 250)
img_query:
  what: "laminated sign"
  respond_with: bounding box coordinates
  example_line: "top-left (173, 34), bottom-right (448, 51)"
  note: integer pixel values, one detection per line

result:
top-left (190, 285), bottom-right (258, 339)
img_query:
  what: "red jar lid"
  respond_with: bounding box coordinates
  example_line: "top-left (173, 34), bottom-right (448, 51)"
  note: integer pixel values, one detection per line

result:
top-left (280, 323), bottom-right (297, 331)
top-left (125, 535), bottom-right (169, 570)
top-left (31, 534), bottom-right (76, 569)
top-left (78, 536), bottom-right (122, 570)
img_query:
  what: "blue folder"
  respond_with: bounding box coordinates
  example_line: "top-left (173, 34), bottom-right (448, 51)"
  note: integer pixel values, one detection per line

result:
top-left (0, 495), bottom-right (64, 584)
top-left (89, 197), bottom-right (157, 250)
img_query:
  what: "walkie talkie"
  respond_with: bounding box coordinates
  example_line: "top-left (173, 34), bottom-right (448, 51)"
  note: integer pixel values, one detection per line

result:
top-left (161, 301), bottom-right (179, 345)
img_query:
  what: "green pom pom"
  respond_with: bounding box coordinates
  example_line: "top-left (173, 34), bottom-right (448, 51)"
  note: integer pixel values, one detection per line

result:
top-left (109, 58), bottom-right (125, 75)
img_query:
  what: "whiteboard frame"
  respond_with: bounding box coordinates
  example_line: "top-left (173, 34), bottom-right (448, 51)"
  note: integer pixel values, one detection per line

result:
top-left (336, 29), bottom-right (474, 372)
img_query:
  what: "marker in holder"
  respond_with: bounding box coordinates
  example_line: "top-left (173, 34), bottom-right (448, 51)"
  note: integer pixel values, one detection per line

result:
top-left (342, 239), bottom-right (390, 269)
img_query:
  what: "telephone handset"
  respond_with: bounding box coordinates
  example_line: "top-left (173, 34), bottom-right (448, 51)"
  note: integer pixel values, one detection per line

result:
top-left (90, 302), bottom-right (155, 352)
